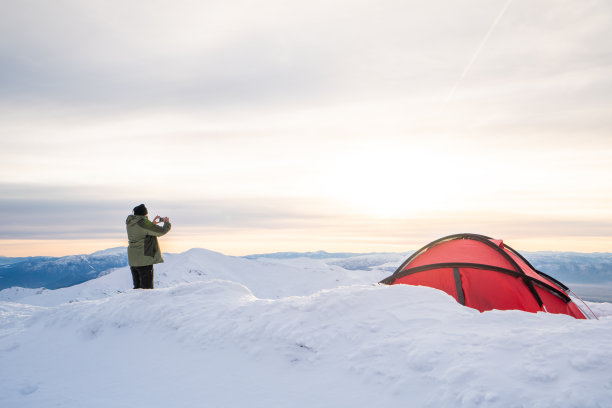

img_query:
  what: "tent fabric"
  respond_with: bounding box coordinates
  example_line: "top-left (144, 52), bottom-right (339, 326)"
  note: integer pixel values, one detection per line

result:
top-left (381, 233), bottom-right (587, 319)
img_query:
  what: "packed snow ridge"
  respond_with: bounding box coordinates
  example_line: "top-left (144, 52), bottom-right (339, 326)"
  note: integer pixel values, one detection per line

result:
top-left (1, 248), bottom-right (612, 408)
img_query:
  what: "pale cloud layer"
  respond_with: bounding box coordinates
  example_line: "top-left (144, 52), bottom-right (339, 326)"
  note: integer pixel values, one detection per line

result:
top-left (1, 0), bottom-right (612, 255)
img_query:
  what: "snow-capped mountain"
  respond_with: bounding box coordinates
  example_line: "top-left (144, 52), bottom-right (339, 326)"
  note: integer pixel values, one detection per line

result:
top-left (0, 255), bottom-right (54, 266)
top-left (526, 251), bottom-right (612, 284)
top-left (0, 247), bottom-right (127, 291)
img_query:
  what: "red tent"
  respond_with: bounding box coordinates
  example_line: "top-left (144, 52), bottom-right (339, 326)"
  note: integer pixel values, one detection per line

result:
top-left (381, 234), bottom-right (591, 319)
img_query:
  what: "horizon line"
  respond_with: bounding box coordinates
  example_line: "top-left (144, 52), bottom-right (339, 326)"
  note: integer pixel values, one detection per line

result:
top-left (3, 245), bottom-right (612, 259)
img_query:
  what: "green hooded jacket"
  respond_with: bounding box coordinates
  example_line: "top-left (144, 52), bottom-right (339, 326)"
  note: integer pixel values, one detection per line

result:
top-left (126, 215), bottom-right (172, 266)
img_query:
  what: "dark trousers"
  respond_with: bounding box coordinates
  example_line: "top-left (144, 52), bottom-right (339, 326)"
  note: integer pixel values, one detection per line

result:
top-left (130, 265), bottom-right (154, 289)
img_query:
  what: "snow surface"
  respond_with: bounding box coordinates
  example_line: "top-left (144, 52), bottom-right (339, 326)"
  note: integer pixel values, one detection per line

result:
top-left (1, 249), bottom-right (612, 407)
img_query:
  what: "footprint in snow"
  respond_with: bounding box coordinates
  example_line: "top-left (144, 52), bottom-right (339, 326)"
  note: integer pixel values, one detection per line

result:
top-left (20, 383), bottom-right (38, 395)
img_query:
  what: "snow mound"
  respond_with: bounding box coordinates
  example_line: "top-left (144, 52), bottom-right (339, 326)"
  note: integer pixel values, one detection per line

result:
top-left (1, 249), bottom-right (612, 407)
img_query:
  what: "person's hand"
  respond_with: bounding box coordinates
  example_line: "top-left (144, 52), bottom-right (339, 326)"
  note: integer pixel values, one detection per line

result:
top-left (163, 217), bottom-right (170, 223)
top-left (153, 216), bottom-right (162, 224)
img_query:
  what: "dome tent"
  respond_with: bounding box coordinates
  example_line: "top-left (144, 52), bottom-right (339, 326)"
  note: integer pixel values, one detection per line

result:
top-left (381, 234), bottom-right (594, 319)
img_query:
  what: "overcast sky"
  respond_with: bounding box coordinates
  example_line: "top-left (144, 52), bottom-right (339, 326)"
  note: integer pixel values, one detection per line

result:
top-left (1, 0), bottom-right (611, 256)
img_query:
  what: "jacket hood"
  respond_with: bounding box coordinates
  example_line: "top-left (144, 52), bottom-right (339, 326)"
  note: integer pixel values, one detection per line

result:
top-left (126, 214), bottom-right (146, 226)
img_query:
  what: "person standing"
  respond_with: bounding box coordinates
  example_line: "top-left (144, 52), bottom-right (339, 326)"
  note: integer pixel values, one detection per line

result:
top-left (125, 204), bottom-right (171, 289)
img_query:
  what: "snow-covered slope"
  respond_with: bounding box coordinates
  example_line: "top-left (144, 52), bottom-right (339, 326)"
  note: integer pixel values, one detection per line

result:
top-left (1, 248), bottom-right (612, 408)
top-left (0, 248), bottom-right (392, 306)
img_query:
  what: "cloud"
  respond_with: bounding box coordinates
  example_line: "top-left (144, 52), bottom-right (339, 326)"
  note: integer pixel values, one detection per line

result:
top-left (1, 1), bottom-right (612, 254)
top-left (2, 0), bottom-right (611, 154)
top-left (2, 183), bottom-right (611, 252)
top-left (0, 183), bottom-right (341, 240)
top-left (2, 0), bottom-right (609, 109)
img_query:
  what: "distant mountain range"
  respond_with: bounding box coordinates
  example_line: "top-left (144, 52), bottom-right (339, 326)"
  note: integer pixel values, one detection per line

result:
top-left (0, 248), bottom-right (128, 290)
top-left (0, 247), bottom-right (611, 292)
top-left (0, 255), bottom-right (54, 265)
top-left (526, 252), bottom-right (612, 285)
top-left (244, 250), bottom-right (386, 260)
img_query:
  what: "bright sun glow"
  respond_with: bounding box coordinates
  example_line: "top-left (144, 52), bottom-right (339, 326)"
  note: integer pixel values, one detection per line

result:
top-left (320, 144), bottom-right (468, 218)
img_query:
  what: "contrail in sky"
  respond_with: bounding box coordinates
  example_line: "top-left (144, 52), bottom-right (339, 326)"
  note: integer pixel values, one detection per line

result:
top-left (445, 0), bottom-right (514, 104)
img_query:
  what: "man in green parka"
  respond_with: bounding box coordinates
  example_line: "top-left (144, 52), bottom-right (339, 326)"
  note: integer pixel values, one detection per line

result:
top-left (126, 203), bottom-right (171, 289)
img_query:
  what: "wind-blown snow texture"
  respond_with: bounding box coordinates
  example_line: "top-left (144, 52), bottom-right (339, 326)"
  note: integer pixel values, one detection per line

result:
top-left (1, 248), bottom-right (612, 408)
